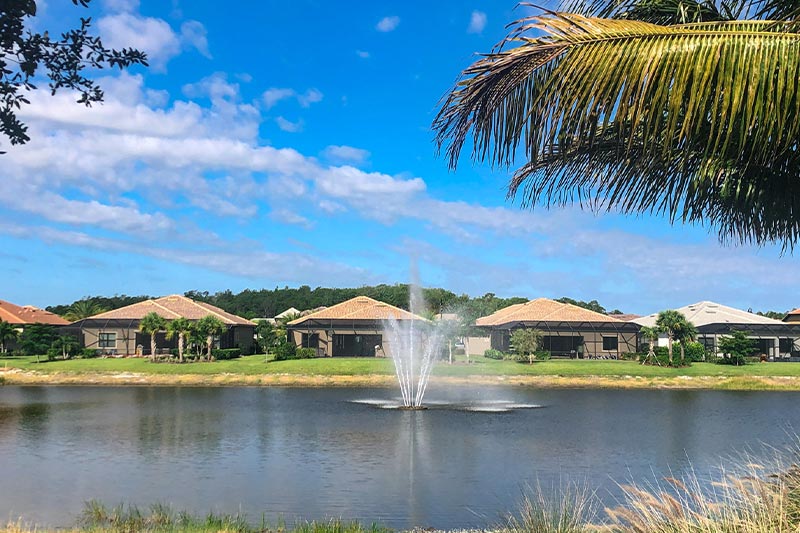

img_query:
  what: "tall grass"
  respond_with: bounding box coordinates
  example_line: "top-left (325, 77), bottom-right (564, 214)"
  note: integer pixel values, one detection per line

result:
top-left (503, 482), bottom-right (598, 533)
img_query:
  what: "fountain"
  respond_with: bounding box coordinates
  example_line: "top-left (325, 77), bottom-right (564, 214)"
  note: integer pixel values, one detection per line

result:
top-left (382, 266), bottom-right (447, 409)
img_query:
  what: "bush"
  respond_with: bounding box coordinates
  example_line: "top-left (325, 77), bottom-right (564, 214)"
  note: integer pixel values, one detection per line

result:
top-left (80, 348), bottom-right (99, 358)
top-left (620, 352), bottom-right (642, 361)
top-left (238, 343), bottom-right (255, 356)
top-left (211, 348), bottom-right (241, 360)
top-left (296, 347), bottom-right (316, 359)
top-left (533, 350), bottom-right (551, 361)
top-left (717, 354), bottom-right (747, 366)
top-left (273, 341), bottom-right (297, 361)
top-left (675, 341), bottom-right (707, 362)
top-left (484, 348), bottom-right (505, 360)
top-left (46, 347), bottom-right (60, 361)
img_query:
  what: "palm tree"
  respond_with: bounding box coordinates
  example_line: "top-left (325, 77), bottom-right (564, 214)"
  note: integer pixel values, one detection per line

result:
top-left (639, 326), bottom-right (659, 364)
top-left (165, 317), bottom-right (192, 363)
top-left (139, 312), bottom-right (167, 361)
top-left (51, 335), bottom-right (78, 360)
top-left (195, 315), bottom-right (226, 361)
top-left (0, 320), bottom-right (19, 353)
top-left (433, 1), bottom-right (800, 249)
top-left (655, 310), bottom-right (689, 364)
top-left (674, 318), bottom-right (699, 363)
top-left (64, 300), bottom-right (106, 322)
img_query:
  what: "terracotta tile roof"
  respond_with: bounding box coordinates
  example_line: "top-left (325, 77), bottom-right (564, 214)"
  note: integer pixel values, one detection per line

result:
top-left (287, 296), bottom-right (426, 325)
top-left (89, 295), bottom-right (253, 326)
top-left (788, 309), bottom-right (800, 316)
top-left (607, 313), bottom-right (642, 322)
top-left (0, 300), bottom-right (69, 326)
top-left (475, 298), bottom-right (624, 326)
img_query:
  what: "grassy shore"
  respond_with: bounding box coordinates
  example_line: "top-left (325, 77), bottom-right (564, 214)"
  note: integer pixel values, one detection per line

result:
top-left (4, 355), bottom-right (800, 390)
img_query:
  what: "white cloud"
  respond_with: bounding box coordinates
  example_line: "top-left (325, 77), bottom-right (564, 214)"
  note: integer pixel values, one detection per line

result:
top-left (263, 88), bottom-right (295, 109)
top-left (276, 116), bottom-right (304, 133)
top-left (356, 50), bottom-right (370, 59)
top-left (180, 20), bottom-right (211, 58)
top-left (322, 145), bottom-right (370, 165)
top-left (270, 209), bottom-right (314, 229)
top-left (263, 87), bottom-right (323, 109)
top-left (376, 16), bottom-right (400, 32)
top-left (97, 13), bottom-right (181, 71)
top-left (102, 0), bottom-right (139, 12)
top-left (298, 88), bottom-right (323, 107)
top-left (467, 10), bottom-right (487, 33)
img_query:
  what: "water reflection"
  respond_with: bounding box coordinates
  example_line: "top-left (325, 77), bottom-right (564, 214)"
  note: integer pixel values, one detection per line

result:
top-left (1, 386), bottom-right (799, 529)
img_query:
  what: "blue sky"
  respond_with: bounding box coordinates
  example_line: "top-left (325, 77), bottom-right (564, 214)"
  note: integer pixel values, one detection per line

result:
top-left (1, 0), bottom-right (798, 314)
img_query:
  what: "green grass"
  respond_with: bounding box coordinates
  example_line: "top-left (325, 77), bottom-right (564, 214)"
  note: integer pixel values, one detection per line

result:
top-left (4, 354), bottom-right (800, 379)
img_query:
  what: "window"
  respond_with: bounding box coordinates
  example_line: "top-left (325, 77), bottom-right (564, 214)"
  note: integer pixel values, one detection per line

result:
top-left (301, 333), bottom-right (319, 348)
top-left (780, 338), bottom-right (794, 354)
top-left (602, 336), bottom-right (618, 351)
top-left (99, 332), bottom-right (116, 348)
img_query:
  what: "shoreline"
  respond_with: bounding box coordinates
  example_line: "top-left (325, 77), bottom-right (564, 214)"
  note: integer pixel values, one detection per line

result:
top-left (4, 369), bottom-right (800, 390)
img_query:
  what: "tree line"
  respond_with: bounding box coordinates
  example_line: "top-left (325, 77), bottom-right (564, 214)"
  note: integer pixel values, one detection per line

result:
top-left (45, 286), bottom-right (626, 323)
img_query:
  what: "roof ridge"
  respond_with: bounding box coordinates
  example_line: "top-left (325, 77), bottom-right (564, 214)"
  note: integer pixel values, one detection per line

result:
top-left (149, 299), bottom-right (182, 319)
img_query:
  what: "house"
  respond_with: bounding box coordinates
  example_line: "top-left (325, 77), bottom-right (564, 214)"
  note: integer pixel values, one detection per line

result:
top-left (469, 298), bottom-right (639, 358)
top-left (0, 300), bottom-right (70, 327)
top-left (635, 301), bottom-right (800, 359)
top-left (70, 294), bottom-right (255, 355)
top-left (784, 309), bottom-right (800, 324)
top-left (286, 296), bottom-right (427, 357)
top-left (0, 299), bottom-right (69, 350)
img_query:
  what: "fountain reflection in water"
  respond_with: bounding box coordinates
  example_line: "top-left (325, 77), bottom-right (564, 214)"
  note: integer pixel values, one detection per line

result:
top-left (383, 272), bottom-right (445, 409)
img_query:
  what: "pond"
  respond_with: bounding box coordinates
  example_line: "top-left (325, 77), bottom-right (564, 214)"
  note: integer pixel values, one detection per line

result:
top-left (1, 385), bottom-right (799, 529)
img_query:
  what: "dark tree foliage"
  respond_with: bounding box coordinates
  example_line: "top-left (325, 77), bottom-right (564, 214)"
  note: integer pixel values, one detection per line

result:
top-left (757, 310), bottom-right (788, 320)
top-left (47, 286), bottom-right (625, 324)
top-left (1, 0), bottom-right (148, 149)
top-left (46, 294), bottom-right (151, 317)
top-left (18, 323), bottom-right (58, 358)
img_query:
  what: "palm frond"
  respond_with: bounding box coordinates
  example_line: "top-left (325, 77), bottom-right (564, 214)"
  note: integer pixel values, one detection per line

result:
top-left (433, 13), bottom-right (800, 248)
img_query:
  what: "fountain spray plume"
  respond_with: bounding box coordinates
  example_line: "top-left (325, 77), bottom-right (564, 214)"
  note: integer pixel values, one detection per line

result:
top-left (384, 261), bottom-right (447, 409)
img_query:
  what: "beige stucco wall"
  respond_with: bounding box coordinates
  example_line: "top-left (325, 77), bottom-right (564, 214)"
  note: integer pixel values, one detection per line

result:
top-left (81, 327), bottom-right (138, 355)
top-left (290, 326), bottom-right (424, 357)
top-left (466, 336), bottom-right (491, 356)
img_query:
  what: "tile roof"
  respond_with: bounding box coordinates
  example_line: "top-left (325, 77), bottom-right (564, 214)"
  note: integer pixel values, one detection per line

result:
top-left (287, 296), bottom-right (426, 325)
top-left (607, 313), bottom-right (642, 322)
top-left (0, 300), bottom-right (69, 326)
top-left (88, 295), bottom-right (253, 326)
top-left (635, 301), bottom-right (785, 328)
top-left (475, 298), bottom-right (624, 326)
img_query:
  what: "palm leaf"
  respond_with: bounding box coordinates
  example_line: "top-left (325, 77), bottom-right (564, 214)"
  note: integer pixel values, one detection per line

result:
top-left (433, 13), bottom-right (800, 247)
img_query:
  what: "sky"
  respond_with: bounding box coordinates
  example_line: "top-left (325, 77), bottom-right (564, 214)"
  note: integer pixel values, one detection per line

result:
top-left (1, 0), bottom-right (798, 315)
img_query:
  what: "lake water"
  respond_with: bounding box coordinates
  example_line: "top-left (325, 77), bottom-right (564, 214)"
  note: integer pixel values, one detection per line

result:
top-left (2, 385), bottom-right (800, 529)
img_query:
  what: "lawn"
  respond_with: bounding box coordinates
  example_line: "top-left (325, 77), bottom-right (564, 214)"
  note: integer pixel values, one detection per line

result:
top-left (4, 354), bottom-right (800, 379)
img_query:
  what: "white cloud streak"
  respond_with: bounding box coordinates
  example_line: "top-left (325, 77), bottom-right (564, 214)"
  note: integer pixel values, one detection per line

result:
top-left (376, 16), bottom-right (400, 32)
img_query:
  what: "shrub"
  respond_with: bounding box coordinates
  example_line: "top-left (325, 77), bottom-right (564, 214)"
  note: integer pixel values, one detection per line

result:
top-left (620, 352), bottom-right (642, 361)
top-left (296, 347), bottom-right (316, 359)
top-left (680, 341), bottom-right (707, 362)
top-left (239, 343), bottom-right (255, 356)
top-left (80, 348), bottom-right (99, 358)
top-left (533, 350), bottom-right (551, 361)
top-left (484, 348), bottom-right (505, 360)
top-left (46, 347), bottom-right (60, 361)
top-left (211, 348), bottom-right (241, 360)
top-left (273, 341), bottom-right (297, 361)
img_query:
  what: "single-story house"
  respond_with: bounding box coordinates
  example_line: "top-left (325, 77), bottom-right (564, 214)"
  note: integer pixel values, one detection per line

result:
top-left (469, 298), bottom-right (639, 358)
top-left (69, 294), bottom-right (255, 355)
top-left (635, 301), bottom-right (800, 359)
top-left (0, 299), bottom-right (69, 350)
top-left (286, 296), bottom-right (427, 357)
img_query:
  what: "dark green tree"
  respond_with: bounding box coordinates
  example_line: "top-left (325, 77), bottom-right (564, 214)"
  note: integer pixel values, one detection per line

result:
top-left (0, 320), bottom-right (19, 353)
top-left (718, 331), bottom-right (757, 365)
top-left (1, 0), bottom-right (148, 149)
top-left (18, 323), bottom-right (58, 362)
top-left (510, 328), bottom-right (544, 364)
top-left (254, 320), bottom-right (277, 356)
